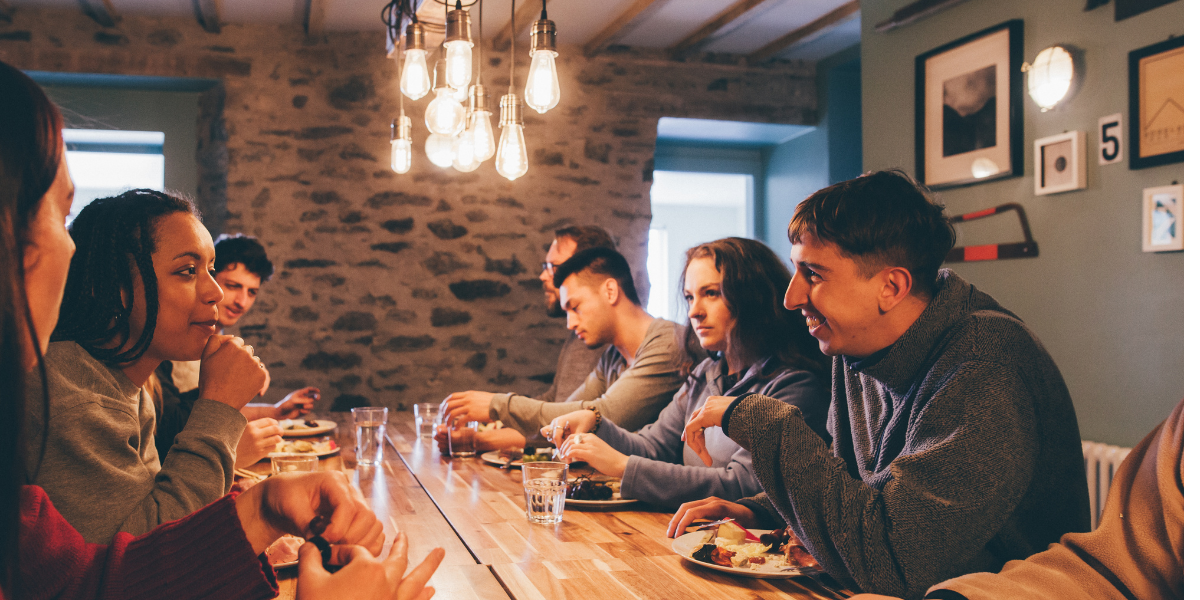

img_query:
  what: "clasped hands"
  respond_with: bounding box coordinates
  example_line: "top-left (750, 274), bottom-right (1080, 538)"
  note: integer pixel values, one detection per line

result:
top-left (539, 410), bottom-right (628, 477)
top-left (239, 471), bottom-right (444, 600)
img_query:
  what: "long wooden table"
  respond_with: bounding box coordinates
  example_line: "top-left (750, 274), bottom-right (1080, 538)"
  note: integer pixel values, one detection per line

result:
top-left (254, 413), bottom-right (851, 599)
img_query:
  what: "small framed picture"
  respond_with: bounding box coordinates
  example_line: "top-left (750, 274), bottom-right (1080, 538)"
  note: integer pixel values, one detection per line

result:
top-left (1142, 184), bottom-right (1183, 252)
top-left (1129, 36), bottom-right (1183, 169)
top-left (1034, 131), bottom-right (1086, 195)
top-left (915, 20), bottom-right (1024, 189)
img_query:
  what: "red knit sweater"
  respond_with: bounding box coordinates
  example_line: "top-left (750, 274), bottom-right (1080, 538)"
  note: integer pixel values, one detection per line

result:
top-left (13, 486), bottom-right (278, 600)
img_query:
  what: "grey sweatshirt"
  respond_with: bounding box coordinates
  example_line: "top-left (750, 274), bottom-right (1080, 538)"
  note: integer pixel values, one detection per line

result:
top-left (490, 318), bottom-right (693, 437)
top-left (24, 342), bottom-right (245, 543)
top-left (726, 270), bottom-right (1089, 599)
top-left (594, 355), bottom-right (828, 507)
top-left (531, 332), bottom-right (609, 404)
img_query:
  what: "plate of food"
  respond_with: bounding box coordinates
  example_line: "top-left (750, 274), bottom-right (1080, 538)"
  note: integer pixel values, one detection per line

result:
top-left (280, 419), bottom-right (337, 437)
top-left (564, 473), bottom-right (637, 507)
top-left (480, 446), bottom-right (555, 468)
top-left (671, 521), bottom-right (822, 579)
top-left (269, 437), bottom-right (339, 458)
top-left (265, 535), bottom-right (304, 569)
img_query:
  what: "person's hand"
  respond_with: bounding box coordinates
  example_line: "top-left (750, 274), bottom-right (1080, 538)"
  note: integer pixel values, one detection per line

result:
top-left (259, 366), bottom-right (271, 397)
top-left (558, 433), bottom-right (629, 478)
top-left (539, 410), bottom-right (596, 447)
top-left (235, 418), bottom-right (283, 469)
top-left (665, 496), bottom-right (760, 538)
top-left (473, 427), bottom-right (526, 452)
top-left (276, 387), bottom-right (319, 419)
top-left (198, 334), bottom-right (268, 410)
top-left (440, 391), bottom-right (493, 425)
top-left (235, 471), bottom-right (384, 555)
top-left (682, 395), bottom-right (738, 467)
top-left (297, 532), bottom-right (444, 600)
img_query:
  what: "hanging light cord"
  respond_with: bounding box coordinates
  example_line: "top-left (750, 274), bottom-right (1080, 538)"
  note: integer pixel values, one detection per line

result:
top-left (475, 0), bottom-right (483, 85)
top-left (541, 0), bottom-right (546, 21)
top-left (509, 0), bottom-right (515, 95)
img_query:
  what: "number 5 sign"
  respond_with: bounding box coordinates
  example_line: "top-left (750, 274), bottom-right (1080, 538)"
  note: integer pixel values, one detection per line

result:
top-left (1099, 113), bottom-right (1123, 165)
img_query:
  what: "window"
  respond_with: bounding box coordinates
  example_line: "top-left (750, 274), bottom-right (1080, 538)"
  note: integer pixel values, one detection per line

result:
top-left (62, 129), bottom-right (165, 223)
top-left (646, 170), bottom-right (753, 321)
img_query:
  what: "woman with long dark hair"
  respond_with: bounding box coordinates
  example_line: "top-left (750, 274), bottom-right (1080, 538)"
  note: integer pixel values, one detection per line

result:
top-left (541, 237), bottom-right (831, 507)
top-left (0, 60), bottom-right (442, 599)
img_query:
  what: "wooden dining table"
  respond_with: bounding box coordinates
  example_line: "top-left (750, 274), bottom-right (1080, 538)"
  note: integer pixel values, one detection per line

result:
top-left (250, 412), bottom-right (853, 600)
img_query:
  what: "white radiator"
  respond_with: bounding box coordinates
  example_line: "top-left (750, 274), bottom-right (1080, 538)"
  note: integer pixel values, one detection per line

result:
top-left (1080, 441), bottom-right (1133, 530)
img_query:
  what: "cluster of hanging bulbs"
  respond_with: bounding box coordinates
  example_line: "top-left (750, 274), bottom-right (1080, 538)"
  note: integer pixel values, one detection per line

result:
top-left (390, 0), bottom-right (560, 181)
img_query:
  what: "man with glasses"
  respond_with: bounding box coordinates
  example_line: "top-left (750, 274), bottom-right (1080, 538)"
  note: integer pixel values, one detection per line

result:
top-left (438, 226), bottom-right (616, 451)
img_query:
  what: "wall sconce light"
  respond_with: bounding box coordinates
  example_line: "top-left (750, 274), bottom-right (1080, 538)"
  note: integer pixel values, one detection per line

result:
top-left (1024, 46), bottom-right (1077, 112)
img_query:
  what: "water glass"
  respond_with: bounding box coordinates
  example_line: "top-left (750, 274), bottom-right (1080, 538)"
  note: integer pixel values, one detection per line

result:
top-left (522, 461), bottom-right (568, 524)
top-left (413, 403), bottom-right (439, 440)
top-left (271, 455), bottom-right (318, 474)
top-left (448, 420), bottom-right (478, 457)
top-left (352, 406), bottom-right (388, 467)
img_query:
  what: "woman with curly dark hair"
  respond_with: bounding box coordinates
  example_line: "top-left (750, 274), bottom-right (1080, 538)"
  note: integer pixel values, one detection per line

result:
top-left (541, 237), bottom-right (831, 508)
top-left (0, 60), bottom-right (441, 599)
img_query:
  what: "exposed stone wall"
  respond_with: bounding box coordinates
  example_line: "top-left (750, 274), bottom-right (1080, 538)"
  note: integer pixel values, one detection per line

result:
top-left (1, 8), bottom-right (816, 410)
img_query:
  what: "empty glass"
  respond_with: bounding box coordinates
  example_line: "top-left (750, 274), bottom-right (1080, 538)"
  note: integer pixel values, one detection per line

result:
top-left (413, 403), bottom-right (439, 440)
top-left (522, 461), bottom-right (568, 524)
top-left (448, 420), bottom-right (478, 457)
top-left (271, 455), bottom-right (318, 474)
top-left (352, 406), bottom-right (388, 467)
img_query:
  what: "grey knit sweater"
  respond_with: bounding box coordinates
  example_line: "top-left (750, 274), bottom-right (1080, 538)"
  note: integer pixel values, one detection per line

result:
top-left (24, 342), bottom-right (245, 543)
top-left (726, 270), bottom-right (1089, 599)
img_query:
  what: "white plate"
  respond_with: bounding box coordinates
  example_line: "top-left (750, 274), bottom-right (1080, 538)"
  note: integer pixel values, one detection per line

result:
top-left (267, 439), bottom-right (340, 459)
top-left (670, 529), bottom-right (821, 579)
top-left (480, 450), bottom-right (525, 468)
top-left (280, 419), bottom-right (337, 437)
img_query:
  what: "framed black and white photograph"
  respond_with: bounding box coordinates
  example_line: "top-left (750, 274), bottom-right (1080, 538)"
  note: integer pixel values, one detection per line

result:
top-left (1129, 36), bottom-right (1183, 169)
top-left (1034, 131), bottom-right (1086, 195)
top-left (916, 20), bottom-right (1024, 189)
top-left (1142, 184), bottom-right (1183, 252)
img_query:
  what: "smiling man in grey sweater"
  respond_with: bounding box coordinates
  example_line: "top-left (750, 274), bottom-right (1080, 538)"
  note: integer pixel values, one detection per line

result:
top-left (671, 170), bottom-right (1089, 600)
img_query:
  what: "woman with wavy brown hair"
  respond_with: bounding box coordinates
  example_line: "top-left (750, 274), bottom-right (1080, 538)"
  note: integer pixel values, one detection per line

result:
top-left (541, 237), bottom-right (831, 508)
top-left (0, 60), bottom-right (441, 599)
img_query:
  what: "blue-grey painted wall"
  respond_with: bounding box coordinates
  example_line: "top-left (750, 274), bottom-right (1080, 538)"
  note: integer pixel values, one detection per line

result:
top-left (860, 0), bottom-right (1183, 446)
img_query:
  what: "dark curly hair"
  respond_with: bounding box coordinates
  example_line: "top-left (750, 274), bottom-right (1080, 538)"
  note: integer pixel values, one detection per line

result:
top-left (789, 169), bottom-right (955, 299)
top-left (52, 189), bottom-right (198, 365)
top-left (552, 246), bottom-right (641, 307)
top-left (214, 233), bottom-right (273, 282)
top-left (681, 237), bottom-right (829, 377)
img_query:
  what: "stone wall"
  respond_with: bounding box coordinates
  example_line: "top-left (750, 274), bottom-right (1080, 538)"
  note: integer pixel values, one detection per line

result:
top-left (1, 8), bottom-right (817, 410)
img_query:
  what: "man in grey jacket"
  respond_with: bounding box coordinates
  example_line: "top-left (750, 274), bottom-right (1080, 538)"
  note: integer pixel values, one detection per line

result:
top-left (670, 170), bottom-right (1089, 599)
top-left (439, 226), bottom-right (615, 450)
top-left (443, 247), bottom-right (698, 439)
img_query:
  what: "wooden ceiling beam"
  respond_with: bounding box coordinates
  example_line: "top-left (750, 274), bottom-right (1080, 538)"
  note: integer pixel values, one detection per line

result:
top-left (669, 0), bottom-right (771, 59)
top-left (492, 0), bottom-right (546, 52)
top-left (303, 0), bottom-right (326, 39)
top-left (192, 0), bottom-right (221, 34)
top-left (77, 0), bottom-right (119, 28)
top-left (746, 0), bottom-right (858, 64)
top-left (583, 0), bottom-right (661, 57)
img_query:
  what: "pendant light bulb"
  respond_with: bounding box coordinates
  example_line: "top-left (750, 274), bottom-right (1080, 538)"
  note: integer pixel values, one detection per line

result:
top-left (495, 93), bottom-right (528, 180)
top-left (525, 19), bottom-right (560, 114)
top-left (390, 115), bottom-right (413, 174)
top-left (468, 85), bottom-right (496, 161)
top-left (451, 123), bottom-right (481, 172)
top-left (425, 132), bottom-right (455, 168)
top-left (399, 22), bottom-right (431, 101)
top-left (443, 8), bottom-right (475, 91)
top-left (425, 60), bottom-right (466, 135)
top-left (450, 83), bottom-right (469, 103)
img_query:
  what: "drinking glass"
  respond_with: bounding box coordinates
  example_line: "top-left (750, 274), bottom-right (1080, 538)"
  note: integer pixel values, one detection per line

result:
top-left (352, 406), bottom-right (388, 467)
top-left (521, 461), bottom-right (568, 524)
top-left (271, 455), bottom-right (318, 474)
top-left (413, 403), bottom-right (439, 440)
top-left (448, 420), bottom-right (478, 457)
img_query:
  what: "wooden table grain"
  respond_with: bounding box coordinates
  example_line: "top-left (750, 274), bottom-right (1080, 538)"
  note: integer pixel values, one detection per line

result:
top-left (243, 413), bottom-right (510, 600)
top-left (385, 414), bottom-right (853, 600)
